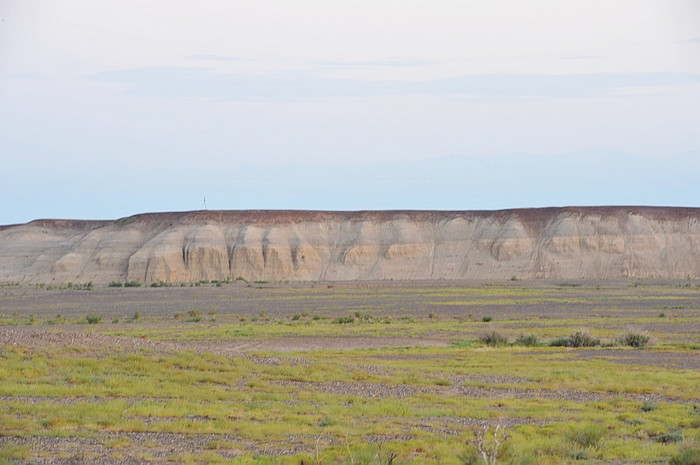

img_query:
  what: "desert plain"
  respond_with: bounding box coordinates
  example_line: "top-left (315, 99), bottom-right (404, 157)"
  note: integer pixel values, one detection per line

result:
top-left (0, 279), bottom-right (698, 464)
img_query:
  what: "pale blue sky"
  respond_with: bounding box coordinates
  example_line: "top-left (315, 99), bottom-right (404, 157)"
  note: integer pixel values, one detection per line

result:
top-left (1, 1), bottom-right (699, 225)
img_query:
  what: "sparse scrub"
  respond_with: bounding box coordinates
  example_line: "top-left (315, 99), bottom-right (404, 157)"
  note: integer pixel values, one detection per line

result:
top-left (340, 444), bottom-right (398, 465)
top-left (618, 331), bottom-right (651, 348)
top-left (108, 281), bottom-right (123, 287)
top-left (85, 313), bottom-right (102, 324)
top-left (550, 331), bottom-right (600, 348)
top-left (457, 446), bottom-right (481, 465)
top-left (641, 401), bottom-right (659, 412)
top-left (514, 334), bottom-right (538, 347)
top-left (467, 425), bottom-right (508, 465)
top-left (1, 282), bottom-right (699, 464)
top-left (566, 423), bottom-right (606, 449)
top-left (479, 330), bottom-right (509, 346)
top-left (0, 444), bottom-right (30, 462)
top-left (124, 281), bottom-right (141, 287)
top-left (653, 431), bottom-right (683, 444)
top-left (565, 450), bottom-right (589, 460)
top-left (669, 448), bottom-right (700, 465)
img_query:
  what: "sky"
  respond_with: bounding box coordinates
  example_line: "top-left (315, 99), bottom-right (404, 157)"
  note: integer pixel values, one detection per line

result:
top-left (1, 0), bottom-right (699, 225)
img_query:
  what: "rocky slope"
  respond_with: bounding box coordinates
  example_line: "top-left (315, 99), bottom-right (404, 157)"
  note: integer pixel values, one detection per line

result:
top-left (1, 207), bottom-right (698, 284)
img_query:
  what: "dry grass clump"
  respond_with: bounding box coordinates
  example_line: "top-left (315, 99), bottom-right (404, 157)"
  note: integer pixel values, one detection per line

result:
top-left (617, 330), bottom-right (651, 348)
top-left (479, 330), bottom-right (509, 346)
top-left (550, 330), bottom-right (600, 348)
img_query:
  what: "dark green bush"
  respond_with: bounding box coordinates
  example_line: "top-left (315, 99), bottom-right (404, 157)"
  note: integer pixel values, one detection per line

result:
top-left (654, 431), bottom-right (683, 444)
top-left (549, 337), bottom-right (569, 347)
top-left (332, 316), bottom-right (355, 324)
top-left (124, 281), bottom-right (141, 287)
top-left (108, 281), bottom-right (123, 287)
top-left (86, 314), bottom-right (102, 324)
top-left (482, 316), bottom-right (493, 322)
top-left (641, 401), bottom-right (658, 412)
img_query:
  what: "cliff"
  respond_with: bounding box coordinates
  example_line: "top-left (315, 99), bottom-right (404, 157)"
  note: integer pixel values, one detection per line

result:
top-left (1, 207), bottom-right (698, 284)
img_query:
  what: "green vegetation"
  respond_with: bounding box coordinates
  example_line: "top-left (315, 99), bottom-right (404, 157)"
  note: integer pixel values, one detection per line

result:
top-left (669, 448), bottom-right (700, 465)
top-left (85, 313), bottom-right (102, 324)
top-left (550, 331), bottom-right (600, 348)
top-left (0, 338), bottom-right (697, 464)
top-left (618, 331), bottom-right (651, 348)
top-left (513, 334), bottom-right (539, 347)
top-left (0, 281), bottom-right (698, 463)
top-left (479, 330), bottom-right (509, 346)
top-left (641, 401), bottom-right (659, 412)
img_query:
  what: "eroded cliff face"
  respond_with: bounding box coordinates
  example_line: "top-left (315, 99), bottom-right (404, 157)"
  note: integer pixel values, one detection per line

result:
top-left (1, 207), bottom-right (698, 284)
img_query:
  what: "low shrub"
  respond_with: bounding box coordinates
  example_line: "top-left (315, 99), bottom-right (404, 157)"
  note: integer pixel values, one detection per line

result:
top-left (653, 431), bottom-right (683, 444)
top-left (332, 316), bottom-right (355, 324)
top-left (482, 316), bottom-right (493, 322)
top-left (568, 331), bottom-right (600, 347)
top-left (480, 330), bottom-right (509, 346)
top-left (618, 332), bottom-right (650, 348)
top-left (669, 448), bottom-right (700, 465)
top-left (124, 281), bottom-right (141, 287)
top-left (108, 281), bottom-right (123, 287)
top-left (566, 450), bottom-right (589, 460)
top-left (567, 423), bottom-right (606, 449)
top-left (549, 337), bottom-right (570, 347)
top-left (514, 334), bottom-right (539, 347)
top-left (641, 401), bottom-right (658, 412)
top-left (457, 446), bottom-right (480, 465)
top-left (86, 314), bottom-right (102, 324)
top-left (550, 331), bottom-right (600, 348)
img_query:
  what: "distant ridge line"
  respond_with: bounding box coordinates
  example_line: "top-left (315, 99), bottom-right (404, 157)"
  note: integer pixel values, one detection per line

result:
top-left (11, 205), bottom-right (700, 229)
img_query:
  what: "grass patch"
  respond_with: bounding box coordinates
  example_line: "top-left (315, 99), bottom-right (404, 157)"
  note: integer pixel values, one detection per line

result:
top-left (1, 282), bottom-right (699, 463)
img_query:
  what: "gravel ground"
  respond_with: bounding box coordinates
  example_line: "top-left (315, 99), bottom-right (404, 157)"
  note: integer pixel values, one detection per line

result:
top-left (1, 282), bottom-right (698, 464)
top-left (0, 327), bottom-right (448, 354)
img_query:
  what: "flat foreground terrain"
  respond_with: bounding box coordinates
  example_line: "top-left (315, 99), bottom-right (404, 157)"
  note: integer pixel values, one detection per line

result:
top-left (0, 280), bottom-right (698, 464)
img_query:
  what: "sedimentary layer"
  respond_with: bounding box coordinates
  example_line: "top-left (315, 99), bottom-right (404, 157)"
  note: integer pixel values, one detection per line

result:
top-left (1, 207), bottom-right (698, 284)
